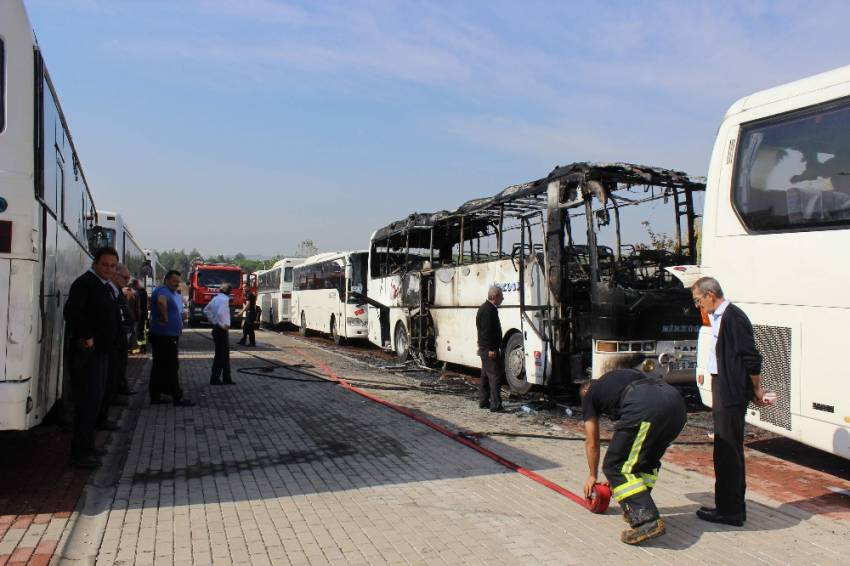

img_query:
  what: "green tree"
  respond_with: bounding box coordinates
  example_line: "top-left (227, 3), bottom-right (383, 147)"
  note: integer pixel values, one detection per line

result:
top-left (295, 239), bottom-right (319, 258)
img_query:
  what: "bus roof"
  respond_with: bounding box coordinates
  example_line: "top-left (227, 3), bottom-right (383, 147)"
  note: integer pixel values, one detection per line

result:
top-left (725, 64), bottom-right (850, 118)
top-left (298, 250), bottom-right (368, 266)
top-left (372, 162), bottom-right (705, 241)
top-left (270, 257), bottom-right (306, 270)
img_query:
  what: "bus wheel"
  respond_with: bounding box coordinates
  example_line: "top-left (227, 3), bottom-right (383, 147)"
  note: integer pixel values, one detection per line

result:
top-left (394, 323), bottom-right (409, 362)
top-left (188, 317), bottom-right (199, 328)
top-left (299, 312), bottom-right (311, 337)
top-left (331, 316), bottom-right (346, 346)
top-left (503, 332), bottom-right (532, 394)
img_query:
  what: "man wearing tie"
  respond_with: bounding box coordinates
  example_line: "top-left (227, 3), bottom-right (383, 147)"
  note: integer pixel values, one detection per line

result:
top-left (63, 247), bottom-right (122, 468)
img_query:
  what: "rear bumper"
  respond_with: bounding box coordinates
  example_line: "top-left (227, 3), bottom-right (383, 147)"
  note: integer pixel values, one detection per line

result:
top-left (0, 380), bottom-right (33, 431)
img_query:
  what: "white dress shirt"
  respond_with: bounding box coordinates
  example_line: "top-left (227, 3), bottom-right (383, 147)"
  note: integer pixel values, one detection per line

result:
top-left (204, 292), bottom-right (231, 328)
top-left (707, 299), bottom-right (730, 375)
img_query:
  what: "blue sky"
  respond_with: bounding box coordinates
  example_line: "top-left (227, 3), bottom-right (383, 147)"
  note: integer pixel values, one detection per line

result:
top-left (24, 0), bottom-right (850, 256)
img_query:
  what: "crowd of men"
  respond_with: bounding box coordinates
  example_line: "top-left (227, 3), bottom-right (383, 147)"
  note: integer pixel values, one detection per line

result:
top-left (63, 246), bottom-right (193, 469)
top-left (476, 277), bottom-right (766, 546)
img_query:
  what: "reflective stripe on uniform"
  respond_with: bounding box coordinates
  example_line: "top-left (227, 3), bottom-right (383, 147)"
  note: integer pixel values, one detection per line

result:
top-left (640, 469), bottom-right (658, 488)
top-left (612, 421), bottom-right (651, 502)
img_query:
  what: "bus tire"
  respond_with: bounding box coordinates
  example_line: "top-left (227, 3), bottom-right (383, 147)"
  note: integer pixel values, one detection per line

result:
top-left (299, 312), bottom-right (311, 337)
top-left (188, 317), bottom-right (200, 328)
top-left (503, 332), bottom-right (533, 394)
top-left (233, 318), bottom-right (243, 330)
top-left (394, 322), bottom-right (409, 362)
top-left (331, 316), bottom-right (346, 346)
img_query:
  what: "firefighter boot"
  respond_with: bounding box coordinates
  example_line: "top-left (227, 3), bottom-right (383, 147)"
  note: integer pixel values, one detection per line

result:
top-left (620, 496), bottom-right (665, 545)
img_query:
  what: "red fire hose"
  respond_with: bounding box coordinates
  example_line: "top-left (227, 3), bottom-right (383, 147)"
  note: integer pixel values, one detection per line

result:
top-left (293, 347), bottom-right (611, 514)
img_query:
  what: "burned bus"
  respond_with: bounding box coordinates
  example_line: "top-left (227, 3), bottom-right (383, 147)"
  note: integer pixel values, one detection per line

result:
top-left (366, 162), bottom-right (705, 393)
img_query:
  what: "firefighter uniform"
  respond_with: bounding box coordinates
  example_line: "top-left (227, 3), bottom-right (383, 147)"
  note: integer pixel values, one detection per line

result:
top-left (582, 369), bottom-right (687, 543)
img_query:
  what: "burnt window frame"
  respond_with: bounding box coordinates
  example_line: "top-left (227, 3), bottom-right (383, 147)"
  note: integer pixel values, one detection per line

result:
top-left (731, 95), bottom-right (850, 234)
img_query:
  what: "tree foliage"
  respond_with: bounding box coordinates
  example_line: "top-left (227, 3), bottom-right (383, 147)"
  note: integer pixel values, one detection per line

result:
top-left (153, 241), bottom-right (322, 281)
top-left (295, 239), bottom-right (319, 258)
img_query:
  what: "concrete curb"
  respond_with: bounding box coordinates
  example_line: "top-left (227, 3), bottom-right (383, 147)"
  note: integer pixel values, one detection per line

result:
top-left (54, 358), bottom-right (149, 564)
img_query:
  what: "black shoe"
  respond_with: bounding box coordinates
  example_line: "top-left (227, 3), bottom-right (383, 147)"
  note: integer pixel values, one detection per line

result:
top-left (174, 398), bottom-right (196, 407)
top-left (696, 508), bottom-right (744, 526)
top-left (69, 455), bottom-right (102, 469)
top-left (118, 388), bottom-right (138, 395)
top-left (478, 402), bottom-right (490, 409)
top-left (91, 447), bottom-right (108, 457)
top-left (699, 505), bottom-right (746, 522)
top-left (489, 406), bottom-right (505, 413)
top-left (150, 397), bottom-right (168, 405)
top-left (111, 397), bottom-right (129, 406)
top-left (96, 420), bottom-right (120, 431)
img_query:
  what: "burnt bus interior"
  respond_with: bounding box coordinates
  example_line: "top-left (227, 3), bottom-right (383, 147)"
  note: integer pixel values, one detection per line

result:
top-left (370, 162), bottom-right (705, 386)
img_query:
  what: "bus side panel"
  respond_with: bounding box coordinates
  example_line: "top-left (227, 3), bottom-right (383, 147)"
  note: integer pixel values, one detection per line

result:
top-left (0, 260), bottom-right (10, 379)
top-left (367, 274), bottom-right (401, 349)
top-left (431, 259), bottom-right (522, 370)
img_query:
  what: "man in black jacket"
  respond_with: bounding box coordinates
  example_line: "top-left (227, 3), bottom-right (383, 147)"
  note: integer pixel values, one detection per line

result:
top-left (692, 277), bottom-right (766, 526)
top-left (97, 264), bottom-right (135, 429)
top-left (63, 247), bottom-right (122, 468)
top-left (476, 286), bottom-right (504, 412)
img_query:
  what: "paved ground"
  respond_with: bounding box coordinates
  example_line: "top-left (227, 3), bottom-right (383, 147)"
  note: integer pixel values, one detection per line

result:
top-left (5, 328), bottom-right (849, 565)
top-left (0, 355), bottom-right (146, 566)
top-left (34, 327), bottom-right (847, 565)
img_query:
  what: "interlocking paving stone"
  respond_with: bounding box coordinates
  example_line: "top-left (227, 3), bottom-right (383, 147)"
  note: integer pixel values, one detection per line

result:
top-left (68, 329), bottom-right (850, 565)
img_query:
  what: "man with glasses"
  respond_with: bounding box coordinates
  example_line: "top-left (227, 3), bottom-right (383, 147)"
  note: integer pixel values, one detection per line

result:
top-left (97, 264), bottom-right (135, 430)
top-left (691, 277), bottom-right (766, 527)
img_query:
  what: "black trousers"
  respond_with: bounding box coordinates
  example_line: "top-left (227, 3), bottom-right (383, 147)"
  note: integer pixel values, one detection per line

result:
top-left (478, 353), bottom-right (503, 408)
top-left (603, 380), bottom-right (687, 519)
top-left (99, 338), bottom-right (129, 422)
top-left (211, 326), bottom-right (232, 383)
top-left (712, 393), bottom-right (747, 516)
top-left (239, 314), bottom-right (255, 346)
top-left (149, 334), bottom-right (182, 401)
top-left (70, 349), bottom-right (109, 458)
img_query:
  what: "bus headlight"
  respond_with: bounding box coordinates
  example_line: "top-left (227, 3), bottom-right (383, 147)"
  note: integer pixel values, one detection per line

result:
top-left (641, 359), bottom-right (657, 373)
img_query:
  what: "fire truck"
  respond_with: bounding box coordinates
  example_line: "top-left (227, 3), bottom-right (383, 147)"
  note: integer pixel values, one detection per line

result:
top-left (187, 262), bottom-right (245, 328)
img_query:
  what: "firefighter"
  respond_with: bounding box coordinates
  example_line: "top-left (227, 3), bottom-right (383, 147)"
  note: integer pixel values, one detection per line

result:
top-left (580, 368), bottom-right (687, 545)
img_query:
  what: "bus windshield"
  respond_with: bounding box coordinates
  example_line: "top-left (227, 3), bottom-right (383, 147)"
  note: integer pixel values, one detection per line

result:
top-left (350, 253), bottom-right (368, 296)
top-left (198, 269), bottom-right (241, 288)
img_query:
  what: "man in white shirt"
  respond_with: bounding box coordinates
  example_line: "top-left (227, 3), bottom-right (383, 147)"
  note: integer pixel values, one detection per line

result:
top-left (204, 283), bottom-right (234, 385)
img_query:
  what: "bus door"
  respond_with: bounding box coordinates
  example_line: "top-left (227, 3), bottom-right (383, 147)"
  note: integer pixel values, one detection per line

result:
top-left (516, 215), bottom-right (549, 387)
top-left (37, 149), bottom-right (63, 415)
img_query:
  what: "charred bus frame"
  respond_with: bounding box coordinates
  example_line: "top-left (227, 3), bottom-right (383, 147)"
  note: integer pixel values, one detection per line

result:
top-left (366, 162), bottom-right (705, 392)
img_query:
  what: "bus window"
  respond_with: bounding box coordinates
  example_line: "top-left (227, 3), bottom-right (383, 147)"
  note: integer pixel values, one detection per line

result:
top-left (733, 98), bottom-right (850, 232)
top-left (284, 267), bottom-right (293, 283)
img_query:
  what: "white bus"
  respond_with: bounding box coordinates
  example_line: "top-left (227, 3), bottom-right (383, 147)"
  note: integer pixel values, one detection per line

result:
top-left (97, 210), bottom-right (151, 288)
top-left (291, 251), bottom-right (369, 344)
top-left (367, 163), bottom-right (704, 393)
top-left (256, 258), bottom-right (305, 326)
top-left (697, 65), bottom-right (850, 459)
top-left (0, 1), bottom-right (105, 430)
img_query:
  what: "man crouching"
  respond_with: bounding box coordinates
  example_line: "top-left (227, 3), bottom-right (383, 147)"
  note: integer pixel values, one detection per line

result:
top-left (580, 369), bottom-right (687, 544)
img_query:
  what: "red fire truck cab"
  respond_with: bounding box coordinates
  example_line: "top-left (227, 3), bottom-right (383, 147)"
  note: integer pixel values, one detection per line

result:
top-left (187, 262), bottom-right (245, 328)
